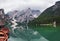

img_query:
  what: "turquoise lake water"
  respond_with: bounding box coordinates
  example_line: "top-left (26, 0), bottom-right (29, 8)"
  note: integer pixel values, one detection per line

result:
top-left (8, 36), bottom-right (48, 41)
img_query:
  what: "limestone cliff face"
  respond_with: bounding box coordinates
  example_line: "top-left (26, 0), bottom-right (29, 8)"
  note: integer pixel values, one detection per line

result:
top-left (7, 8), bottom-right (40, 23)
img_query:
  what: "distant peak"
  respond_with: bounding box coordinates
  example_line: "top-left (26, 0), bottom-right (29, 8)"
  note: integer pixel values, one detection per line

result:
top-left (55, 1), bottom-right (60, 5)
top-left (14, 10), bottom-right (18, 13)
top-left (56, 1), bottom-right (60, 3)
top-left (28, 8), bottom-right (31, 9)
top-left (0, 8), bottom-right (4, 14)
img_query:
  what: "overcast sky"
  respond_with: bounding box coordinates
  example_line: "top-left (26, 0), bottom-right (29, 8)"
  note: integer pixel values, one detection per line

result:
top-left (0, 0), bottom-right (60, 13)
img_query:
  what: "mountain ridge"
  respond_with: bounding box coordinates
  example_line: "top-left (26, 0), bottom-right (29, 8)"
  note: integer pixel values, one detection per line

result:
top-left (7, 8), bottom-right (40, 23)
top-left (29, 1), bottom-right (60, 25)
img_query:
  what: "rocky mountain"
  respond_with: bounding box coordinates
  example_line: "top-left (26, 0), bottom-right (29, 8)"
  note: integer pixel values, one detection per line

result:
top-left (29, 1), bottom-right (60, 25)
top-left (7, 8), bottom-right (40, 23)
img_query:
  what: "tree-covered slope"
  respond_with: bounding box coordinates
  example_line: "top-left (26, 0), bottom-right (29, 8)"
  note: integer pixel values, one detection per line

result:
top-left (29, 1), bottom-right (60, 25)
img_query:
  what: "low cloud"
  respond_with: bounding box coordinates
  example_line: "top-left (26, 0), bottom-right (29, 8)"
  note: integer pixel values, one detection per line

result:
top-left (0, 0), bottom-right (59, 13)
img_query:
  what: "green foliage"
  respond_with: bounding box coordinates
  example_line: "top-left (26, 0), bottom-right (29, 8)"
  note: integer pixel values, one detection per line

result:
top-left (29, 5), bottom-right (60, 25)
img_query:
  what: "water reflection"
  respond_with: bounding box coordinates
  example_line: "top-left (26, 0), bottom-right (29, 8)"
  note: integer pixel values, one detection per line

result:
top-left (8, 25), bottom-right (49, 41)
